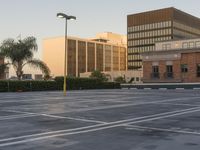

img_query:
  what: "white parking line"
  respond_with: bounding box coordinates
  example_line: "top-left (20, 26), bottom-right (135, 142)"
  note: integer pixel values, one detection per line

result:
top-left (0, 96), bottom-right (138, 104)
top-left (158, 102), bottom-right (200, 107)
top-left (4, 96), bottom-right (200, 115)
top-left (0, 106), bottom-right (200, 146)
top-left (125, 125), bottom-right (200, 136)
top-left (5, 110), bottom-right (107, 124)
top-left (0, 114), bottom-right (39, 121)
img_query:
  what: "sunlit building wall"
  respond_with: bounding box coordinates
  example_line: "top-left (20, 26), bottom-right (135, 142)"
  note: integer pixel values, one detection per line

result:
top-left (43, 34), bottom-right (127, 77)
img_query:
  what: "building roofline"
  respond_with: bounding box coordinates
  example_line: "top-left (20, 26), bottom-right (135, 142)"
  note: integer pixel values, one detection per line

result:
top-left (142, 47), bottom-right (200, 55)
top-left (127, 7), bottom-right (175, 17)
top-left (43, 36), bottom-right (126, 47)
top-left (173, 7), bottom-right (200, 22)
top-left (127, 7), bottom-right (200, 21)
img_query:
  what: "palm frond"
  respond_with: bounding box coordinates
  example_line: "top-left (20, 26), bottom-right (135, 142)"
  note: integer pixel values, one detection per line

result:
top-left (0, 38), bottom-right (15, 57)
top-left (22, 36), bottom-right (38, 52)
top-left (26, 59), bottom-right (50, 76)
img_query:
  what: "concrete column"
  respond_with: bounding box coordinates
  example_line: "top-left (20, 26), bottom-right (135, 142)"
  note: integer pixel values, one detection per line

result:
top-left (66, 39), bottom-right (68, 76)
top-left (118, 46), bottom-right (120, 71)
top-left (103, 44), bottom-right (106, 72)
top-left (86, 42), bottom-right (88, 72)
top-left (95, 43), bottom-right (97, 70)
top-left (76, 40), bottom-right (78, 77)
top-left (111, 45), bottom-right (114, 82)
top-left (126, 48), bottom-right (128, 71)
top-left (111, 45), bottom-right (113, 72)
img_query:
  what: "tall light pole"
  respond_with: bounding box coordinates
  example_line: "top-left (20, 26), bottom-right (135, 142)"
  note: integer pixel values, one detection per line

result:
top-left (57, 13), bottom-right (76, 96)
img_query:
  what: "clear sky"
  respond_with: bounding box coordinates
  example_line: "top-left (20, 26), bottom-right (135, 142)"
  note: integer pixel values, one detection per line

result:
top-left (1, 0), bottom-right (200, 76)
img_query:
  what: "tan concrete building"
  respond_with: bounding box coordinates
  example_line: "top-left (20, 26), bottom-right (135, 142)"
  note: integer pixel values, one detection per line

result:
top-left (43, 33), bottom-right (127, 77)
top-left (142, 38), bottom-right (200, 83)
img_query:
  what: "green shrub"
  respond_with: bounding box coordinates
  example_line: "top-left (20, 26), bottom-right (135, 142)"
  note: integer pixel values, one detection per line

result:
top-left (54, 77), bottom-right (120, 90)
top-left (114, 76), bottom-right (126, 83)
top-left (0, 77), bottom-right (120, 92)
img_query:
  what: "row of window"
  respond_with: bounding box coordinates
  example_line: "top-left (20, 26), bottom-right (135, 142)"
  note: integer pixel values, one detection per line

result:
top-left (182, 41), bottom-right (200, 49)
top-left (128, 62), bottom-right (142, 67)
top-left (161, 40), bottom-right (200, 50)
top-left (173, 21), bottom-right (200, 35)
top-left (128, 54), bottom-right (142, 60)
top-left (152, 64), bottom-right (200, 78)
top-left (128, 36), bottom-right (171, 46)
top-left (128, 46), bottom-right (155, 54)
top-left (128, 29), bottom-right (171, 39)
top-left (174, 29), bottom-right (199, 39)
top-left (128, 21), bottom-right (172, 32)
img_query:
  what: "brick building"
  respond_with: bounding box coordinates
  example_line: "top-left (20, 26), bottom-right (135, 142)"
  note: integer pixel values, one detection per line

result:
top-left (142, 38), bottom-right (200, 83)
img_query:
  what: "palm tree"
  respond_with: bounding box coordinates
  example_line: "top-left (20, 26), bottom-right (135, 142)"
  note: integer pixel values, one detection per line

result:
top-left (0, 36), bottom-right (50, 80)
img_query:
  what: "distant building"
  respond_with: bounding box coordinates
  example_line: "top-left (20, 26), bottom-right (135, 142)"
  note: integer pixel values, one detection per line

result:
top-left (80, 70), bottom-right (143, 83)
top-left (43, 32), bottom-right (127, 77)
top-left (142, 38), bottom-right (200, 83)
top-left (22, 74), bottom-right (32, 80)
top-left (127, 7), bottom-right (200, 70)
top-left (0, 57), bottom-right (6, 79)
top-left (35, 74), bottom-right (43, 80)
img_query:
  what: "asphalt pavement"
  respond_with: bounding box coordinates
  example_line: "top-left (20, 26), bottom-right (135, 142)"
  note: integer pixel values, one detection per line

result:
top-left (0, 89), bottom-right (200, 150)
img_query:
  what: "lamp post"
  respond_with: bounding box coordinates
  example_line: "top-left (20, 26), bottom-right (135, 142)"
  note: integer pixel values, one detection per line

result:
top-left (57, 13), bottom-right (76, 96)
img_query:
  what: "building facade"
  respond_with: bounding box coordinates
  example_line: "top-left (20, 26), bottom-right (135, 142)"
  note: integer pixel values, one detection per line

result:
top-left (127, 7), bottom-right (200, 69)
top-left (80, 70), bottom-right (143, 83)
top-left (142, 38), bottom-right (200, 83)
top-left (43, 33), bottom-right (127, 77)
top-left (0, 57), bottom-right (5, 79)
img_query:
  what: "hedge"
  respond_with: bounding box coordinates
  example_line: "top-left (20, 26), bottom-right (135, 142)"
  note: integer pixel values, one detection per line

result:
top-left (55, 77), bottom-right (121, 90)
top-left (0, 77), bottom-right (121, 92)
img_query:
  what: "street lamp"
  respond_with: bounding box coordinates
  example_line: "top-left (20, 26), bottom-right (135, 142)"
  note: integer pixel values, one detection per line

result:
top-left (57, 13), bottom-right (76, 96)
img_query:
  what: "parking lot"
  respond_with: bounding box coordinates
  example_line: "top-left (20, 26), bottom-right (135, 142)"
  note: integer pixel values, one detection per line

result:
top-left (0, 89), bottom-right (200, 150)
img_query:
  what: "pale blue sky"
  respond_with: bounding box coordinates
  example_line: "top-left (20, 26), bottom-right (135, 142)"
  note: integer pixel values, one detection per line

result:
top-left (1, 0), bottom-right (200, 75)
top-left (0, 0), bottom-right (200, 56)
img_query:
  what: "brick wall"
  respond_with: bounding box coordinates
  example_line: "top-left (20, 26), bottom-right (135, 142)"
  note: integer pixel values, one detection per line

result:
top-left (181, 53), bottom-right (200, 82)
top-left (143, 52), bottom-right (200, 83)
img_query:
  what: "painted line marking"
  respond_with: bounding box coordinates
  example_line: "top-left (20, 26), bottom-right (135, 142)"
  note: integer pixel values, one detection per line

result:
top-left (159, 88), bottom-right (167, 90)
top-left (0, 114), bottom-right (39, 121)
top-left (5, 110), bottom-right (107, 124)
top-left (4, 96), bottom-right (200, 114)
top-left (144, 88), bottom-right (152, 90)
top-left (125, 125), bottom-right (200, 136)
top-left (1, 107), bottom-right (200, 146)
top-left (158, 102), bottom-right (200, 107)
top-left (175, 88), bottom-right (185, 90)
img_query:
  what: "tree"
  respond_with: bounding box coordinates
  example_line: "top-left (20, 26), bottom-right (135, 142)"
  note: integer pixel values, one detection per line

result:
top-left (90, 70), bottom-right (108, 82)
top-left (0, 36), bottom-right (50, 80)
top-left (114, 76), bottom-right (126, 83)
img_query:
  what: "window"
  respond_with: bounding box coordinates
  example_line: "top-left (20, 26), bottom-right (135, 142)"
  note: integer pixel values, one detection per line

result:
top-left (181, 64), bottom-right (188, 73)
top-left (196, 41), bottom-right (200, 47)
top-left (152, 66), bottom-right (159, 79)
top-left (189, 42), bottom-right (195, 48)
top-left (136, 77), bottom-right (140, 81)
top-left (182, 42), bottom-right (188, 49)
top-left (162, 44), bottom-right (171, 50)
top-left (197, 64), bottom-right (200, 77)
top-left (166, 65), bottom-right (173, 78)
